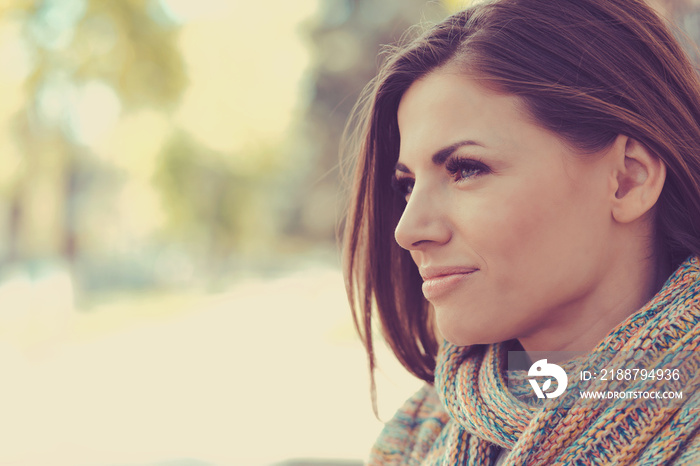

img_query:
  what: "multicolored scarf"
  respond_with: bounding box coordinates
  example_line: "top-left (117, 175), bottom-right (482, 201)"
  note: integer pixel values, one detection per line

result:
top-left (368, 256), bottom-right (700, 465)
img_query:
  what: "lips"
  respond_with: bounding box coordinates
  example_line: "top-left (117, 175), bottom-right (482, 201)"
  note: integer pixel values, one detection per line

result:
top-left (419, 266), bottom-right (478, 300)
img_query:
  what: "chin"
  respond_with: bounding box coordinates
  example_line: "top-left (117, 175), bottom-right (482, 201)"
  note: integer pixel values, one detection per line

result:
top-left (438, 325), bottom-right (489, 347)
top-left (436, 314), bottom-right (507, 347)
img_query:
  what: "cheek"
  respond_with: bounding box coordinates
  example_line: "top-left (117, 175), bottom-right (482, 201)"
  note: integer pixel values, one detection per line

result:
top-left (463, 178), bottom-right (588, 281)
top-left (480, 183), bottom-right (565, 251)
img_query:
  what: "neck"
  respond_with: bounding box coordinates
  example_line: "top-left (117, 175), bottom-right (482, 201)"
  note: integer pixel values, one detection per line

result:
top-left (517, 247), bottom-right (669, 362)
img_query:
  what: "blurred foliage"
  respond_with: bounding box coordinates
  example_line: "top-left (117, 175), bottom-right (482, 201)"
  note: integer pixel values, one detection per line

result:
top-left (155, 130), bottom-right (276, 268)
top-left (1, 0), bottom-right (295, 294)
top-left (4, 0), bottom-right (186, 269)
top-left (57, 0), bottom-right (184, 110)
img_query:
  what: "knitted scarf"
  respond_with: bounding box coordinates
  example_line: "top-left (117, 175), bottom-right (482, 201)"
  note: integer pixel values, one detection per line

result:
top-left (368, 256), bottom-right (700, 465)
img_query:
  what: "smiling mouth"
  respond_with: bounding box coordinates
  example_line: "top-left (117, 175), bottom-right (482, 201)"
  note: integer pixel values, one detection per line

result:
top-left (421, 270), bottom-right (477, 300)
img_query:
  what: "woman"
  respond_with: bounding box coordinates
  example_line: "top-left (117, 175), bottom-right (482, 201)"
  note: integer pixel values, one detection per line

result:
top-left (342, 0), bottom-right (700, 464)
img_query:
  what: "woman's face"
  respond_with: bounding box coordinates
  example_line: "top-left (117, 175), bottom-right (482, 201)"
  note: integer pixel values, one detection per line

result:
top-left (394, 69), bottom-right (619, 347)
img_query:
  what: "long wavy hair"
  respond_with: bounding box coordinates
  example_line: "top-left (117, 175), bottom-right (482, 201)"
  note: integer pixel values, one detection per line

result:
top-left (342, 0), bottom-right (700, 415)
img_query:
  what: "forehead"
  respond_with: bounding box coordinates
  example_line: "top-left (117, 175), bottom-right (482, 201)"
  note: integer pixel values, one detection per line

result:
top-left (396, 70), bottom-right (531, 160)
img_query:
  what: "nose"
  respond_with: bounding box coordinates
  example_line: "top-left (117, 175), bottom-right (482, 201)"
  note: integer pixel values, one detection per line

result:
top-left (394, 185), bottom-right (451, 251)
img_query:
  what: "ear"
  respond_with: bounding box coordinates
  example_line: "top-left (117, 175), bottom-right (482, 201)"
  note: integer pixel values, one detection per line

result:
top-left (610, 135), bottom-right (666, 224)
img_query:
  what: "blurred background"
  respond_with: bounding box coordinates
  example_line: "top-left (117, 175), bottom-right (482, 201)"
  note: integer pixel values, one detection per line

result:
top-left (0, 0), bottom-right (698, 465)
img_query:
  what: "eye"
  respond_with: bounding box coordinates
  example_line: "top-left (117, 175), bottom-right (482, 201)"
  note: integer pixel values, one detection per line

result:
top-left (445, 156), bottom-right (490, 182)
top-left (391, 174), bottom-right (414, 200)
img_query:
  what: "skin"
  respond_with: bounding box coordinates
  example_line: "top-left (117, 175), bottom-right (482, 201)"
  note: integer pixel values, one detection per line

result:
top-left (393, 68), bottom-right (667, 359)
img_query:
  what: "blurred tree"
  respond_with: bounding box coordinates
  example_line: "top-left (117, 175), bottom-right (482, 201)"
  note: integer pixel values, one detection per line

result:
top-left (154, 130), bottom-right (279, 279)
top-left (6, 0), bottom-right (186, 269)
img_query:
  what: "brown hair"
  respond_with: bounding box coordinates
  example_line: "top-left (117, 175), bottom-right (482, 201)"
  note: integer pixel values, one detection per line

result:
top-left (342, 0), bottom-right (700, 415)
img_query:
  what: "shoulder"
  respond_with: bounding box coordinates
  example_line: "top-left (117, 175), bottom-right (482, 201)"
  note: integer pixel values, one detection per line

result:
top-left (367, 383), bottom-right (452, 465)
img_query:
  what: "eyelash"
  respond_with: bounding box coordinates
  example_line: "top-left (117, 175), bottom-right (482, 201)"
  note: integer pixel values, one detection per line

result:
top-left (445, 156), bottom-right (490, 182)
top-left (390, 175), bottom-right (414, 198)
top-left (390, 156), bottom-right (490, 200)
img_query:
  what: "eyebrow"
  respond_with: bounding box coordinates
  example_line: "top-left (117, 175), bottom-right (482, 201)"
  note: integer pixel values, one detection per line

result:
top-left (394, 139), bottom-right (485, 173)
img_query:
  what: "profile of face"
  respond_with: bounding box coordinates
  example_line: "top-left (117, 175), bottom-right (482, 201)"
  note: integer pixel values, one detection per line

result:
top-left (393, 68), bottom-right (664, 350)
